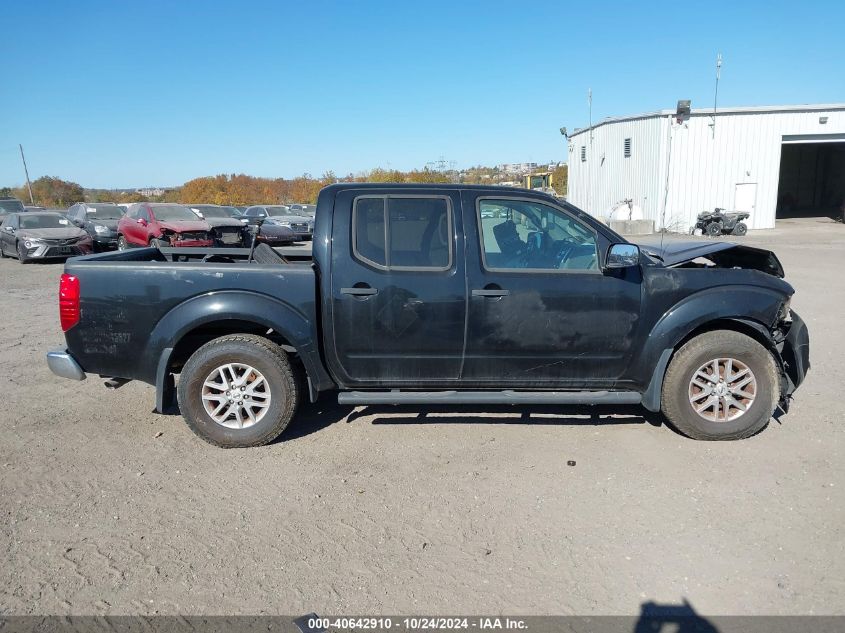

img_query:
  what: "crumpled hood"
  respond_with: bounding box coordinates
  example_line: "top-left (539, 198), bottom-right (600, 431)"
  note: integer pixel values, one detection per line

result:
top-left (631, 235), bottom-right (785, 278)
top-left (18, 227), bottom-right (89, 240)
top-left (158, 220), bottom-right (210, 233)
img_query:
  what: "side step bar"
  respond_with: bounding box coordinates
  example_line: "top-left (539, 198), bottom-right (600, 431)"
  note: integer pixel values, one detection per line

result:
top-left (338, 390), bottom-right (642, 406)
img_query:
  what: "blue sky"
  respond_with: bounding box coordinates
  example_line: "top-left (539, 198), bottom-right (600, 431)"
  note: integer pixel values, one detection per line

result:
top-left (1, 0), bottom-right (844, 189)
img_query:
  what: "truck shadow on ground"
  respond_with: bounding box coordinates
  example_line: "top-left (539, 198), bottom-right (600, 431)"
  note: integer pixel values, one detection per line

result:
top-left (281, 399), bottom-right (665, 442)
top-left (635, 600), bottom-right (720, 633)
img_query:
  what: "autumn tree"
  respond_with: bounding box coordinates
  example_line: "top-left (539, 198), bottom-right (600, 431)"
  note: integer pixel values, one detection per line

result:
top-left (22, 177), bottom-right (84, 208)
top-left (551, 164), bottom-right (568, 196)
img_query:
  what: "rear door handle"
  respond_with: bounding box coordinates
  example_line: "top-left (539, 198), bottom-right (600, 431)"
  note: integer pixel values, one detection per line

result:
top-left (341, 287), bottom-right (379, 296)
top-left (472, 289), bottom-right (510, 297)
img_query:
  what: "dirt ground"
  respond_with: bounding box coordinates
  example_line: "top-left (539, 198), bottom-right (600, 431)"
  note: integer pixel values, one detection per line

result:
top-left (1, 217), bottom-right (843, 616)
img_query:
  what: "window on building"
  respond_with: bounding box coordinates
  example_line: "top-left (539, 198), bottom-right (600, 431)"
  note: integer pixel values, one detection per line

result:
top-left (624, 138), bottom-right (632, 158)
top-left (580, 146), bottom-right (587, 162)
top-left (353, 196), bottom-right (452, 270)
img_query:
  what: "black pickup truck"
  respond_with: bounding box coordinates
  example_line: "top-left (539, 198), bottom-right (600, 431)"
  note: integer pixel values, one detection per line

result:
top-left (46, 183), bottom-right (809, 447)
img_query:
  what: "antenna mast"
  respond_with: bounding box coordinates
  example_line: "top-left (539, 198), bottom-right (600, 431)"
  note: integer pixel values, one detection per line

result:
top-left (711, 53), bottom-right (722, 137)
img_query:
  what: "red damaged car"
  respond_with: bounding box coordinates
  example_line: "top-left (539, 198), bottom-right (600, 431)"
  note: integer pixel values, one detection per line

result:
top-left (117, 203), bottom-right (213, 249)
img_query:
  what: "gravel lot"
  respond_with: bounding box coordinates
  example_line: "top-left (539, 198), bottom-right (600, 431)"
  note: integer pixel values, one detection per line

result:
top-left (1, 218), bottom-right (842, 616)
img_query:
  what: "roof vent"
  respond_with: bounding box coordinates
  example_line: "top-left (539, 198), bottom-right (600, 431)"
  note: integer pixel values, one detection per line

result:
top-left (624, 138), bottom-right (632, 158)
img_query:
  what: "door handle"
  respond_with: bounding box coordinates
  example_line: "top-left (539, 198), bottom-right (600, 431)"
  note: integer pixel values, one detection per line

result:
top-left (341, 287), bottom-right (379, 296)
top-left (472, 288), bottom-right (510, 297)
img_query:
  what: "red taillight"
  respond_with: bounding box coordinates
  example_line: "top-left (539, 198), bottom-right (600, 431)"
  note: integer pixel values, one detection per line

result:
top-left (59, 273), bottom-right (80, 332)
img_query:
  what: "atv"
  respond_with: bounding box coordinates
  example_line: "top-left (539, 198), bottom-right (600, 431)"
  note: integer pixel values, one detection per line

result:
top-left (690, 208), bottom-right (750, 237)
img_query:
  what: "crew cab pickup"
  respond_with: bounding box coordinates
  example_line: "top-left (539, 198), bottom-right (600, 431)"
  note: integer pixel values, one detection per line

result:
top-left (46, 184), bottom-right (809, 447)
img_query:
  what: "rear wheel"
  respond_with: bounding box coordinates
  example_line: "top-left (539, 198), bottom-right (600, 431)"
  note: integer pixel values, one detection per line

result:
top-left (177, 334), bottom-right (299, 448)
top-left (732, 222), bottom-right (748, 236)
top-left (117, 235), bottom-right (128, 251)
top-left (661, 330), bottom-right (778, 440)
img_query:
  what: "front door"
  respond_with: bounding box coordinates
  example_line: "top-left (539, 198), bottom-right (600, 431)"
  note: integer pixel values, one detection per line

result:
top-left (461, 194), bottom-right (642, 389)
top-left (329, 189), bottom-right (466, 386)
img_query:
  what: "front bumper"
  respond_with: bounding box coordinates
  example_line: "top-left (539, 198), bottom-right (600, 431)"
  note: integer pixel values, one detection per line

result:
top-left (779, 310), bottom-right (810, 397)
top-left (168, 239), bottom-right (214, 248)
top-left (46, 348), bottom-right (86, 381)
top-left (21, 241), bottom-right (93, 258)
top-left (93, 234), bottom-right (118, 247)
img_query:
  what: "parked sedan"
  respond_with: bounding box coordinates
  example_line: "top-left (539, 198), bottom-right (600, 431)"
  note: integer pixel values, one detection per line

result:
top-left (243, 205), bottom-right (313, 240)
top-left (0, 197), bottom-right (26, 219)
top-left (236, 211), bottom-right (297, 245)
top-left (188, 205), bottom-right (248, 246)
top-left (0, 211), bottom-right (93, 262)
top-left (117, 203), bottom-right (213, 249)
top-left (66, 202), bottom-right (125, 251)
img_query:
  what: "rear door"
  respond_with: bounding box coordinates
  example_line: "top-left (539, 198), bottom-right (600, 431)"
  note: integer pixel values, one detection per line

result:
top-left (328, 188), bottom-right (466, 386)
top-left (461, 193), bottom-right (642, 389)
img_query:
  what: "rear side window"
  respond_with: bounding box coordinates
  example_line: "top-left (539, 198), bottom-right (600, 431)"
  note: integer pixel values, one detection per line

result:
top-left (353, 196), bottom-right (452, 270)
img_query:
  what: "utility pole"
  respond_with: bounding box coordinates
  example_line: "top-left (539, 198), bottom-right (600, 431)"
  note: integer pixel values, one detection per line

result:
top-left (587, 88), bottom-right (593, 213)
top-left (19, 144), bottom-right (34, 204)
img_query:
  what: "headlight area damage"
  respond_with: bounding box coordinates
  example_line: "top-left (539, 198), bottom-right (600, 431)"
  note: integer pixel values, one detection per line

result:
top-left (634, 236), bottom-right (785, 277)
top-left (633, 236), bottom-right (809, 410)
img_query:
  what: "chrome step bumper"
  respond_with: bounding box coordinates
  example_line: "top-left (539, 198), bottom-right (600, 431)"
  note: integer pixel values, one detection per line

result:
top-left (46, 348), bottom-right (86, 381)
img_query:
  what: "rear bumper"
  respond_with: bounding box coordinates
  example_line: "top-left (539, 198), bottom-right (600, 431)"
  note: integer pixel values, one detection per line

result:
top-left (780, 311), bottom-right (810, 396)
top-left (46, 348), bottom-right (86, 381)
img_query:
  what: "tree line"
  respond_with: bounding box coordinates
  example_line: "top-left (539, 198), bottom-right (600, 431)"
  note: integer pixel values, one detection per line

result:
top-left (3, 165), bottom-right (567, 208)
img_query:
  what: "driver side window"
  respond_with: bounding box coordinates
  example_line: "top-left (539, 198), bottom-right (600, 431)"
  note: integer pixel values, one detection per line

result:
top-left (477, 199), bottom-right (598, 271)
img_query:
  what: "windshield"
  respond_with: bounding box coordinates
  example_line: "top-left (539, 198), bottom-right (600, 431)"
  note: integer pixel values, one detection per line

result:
top-left (86, 204), bottom-right (124, 220)
top-left (266, 206), bottom-right (293, 216)
top-left (151, 205), bottom-right (199, 221)
top-left (0, 199), bottom-right (25, 213)
top-left (20, 214), bottom-right (71, 229)
top-left (194, 206), bottom-right (236, 219)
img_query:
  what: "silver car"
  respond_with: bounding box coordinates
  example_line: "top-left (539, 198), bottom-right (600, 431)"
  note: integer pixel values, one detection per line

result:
top-left (0, 211), bottom-right (93, 262)
top-left (243, 205), bottom-right (313, 240)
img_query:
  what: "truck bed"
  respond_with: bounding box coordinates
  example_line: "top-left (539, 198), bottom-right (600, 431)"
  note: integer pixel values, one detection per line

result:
top-left (63, 246), bottom-right (318, 385)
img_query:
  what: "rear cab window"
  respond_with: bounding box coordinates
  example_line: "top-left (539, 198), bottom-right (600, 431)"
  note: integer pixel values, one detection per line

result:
top-left (353, 196), bottom-right (452, 271)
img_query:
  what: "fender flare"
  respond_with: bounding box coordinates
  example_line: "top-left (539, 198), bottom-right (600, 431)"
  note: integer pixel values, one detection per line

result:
top-left (637, 286), bottom-right (786, 411)
top-left (145, 291), bottom-right (334, 411)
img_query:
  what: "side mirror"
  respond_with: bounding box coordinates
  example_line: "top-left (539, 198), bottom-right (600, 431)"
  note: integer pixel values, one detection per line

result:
top-left (606, 243), bottom-right (640, 269)
top-left (136, 218), bottom-right (147, 226)
top-left (4, 226), bottom-right (14, 233)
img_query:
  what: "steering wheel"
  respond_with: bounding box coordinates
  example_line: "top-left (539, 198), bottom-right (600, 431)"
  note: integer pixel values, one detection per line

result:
top-left (552, 238), bottom-right (577, 269)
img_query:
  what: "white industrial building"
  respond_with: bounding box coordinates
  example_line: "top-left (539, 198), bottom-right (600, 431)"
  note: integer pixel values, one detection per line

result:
top-left (566, 103), bottom-right (845, 230)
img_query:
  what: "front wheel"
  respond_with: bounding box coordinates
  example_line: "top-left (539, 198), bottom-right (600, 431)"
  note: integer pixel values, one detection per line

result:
top-left (732, 222), bottom-right (748, 236)
top-left (661, 330), bottom-right (779, 440)
top-left (17, 241), bottom-right (30, 264)
top-left (177, 334), bottom-right (299, 448)
top-left (705, 222), bottom-right (723, 237)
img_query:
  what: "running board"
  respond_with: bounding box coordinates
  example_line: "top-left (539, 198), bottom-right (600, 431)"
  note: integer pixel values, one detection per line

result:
top-left (337, 390), bottom-right (642, 406)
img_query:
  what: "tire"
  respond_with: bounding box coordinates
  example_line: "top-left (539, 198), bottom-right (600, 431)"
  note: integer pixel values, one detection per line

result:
top-left (17, 241), bottom-right (30, 264)
top-left (732, 222), bottom-right (748, 236)
top-left (117, 235), bottom-right (128, 251)
top-left (177, 334), bottom-right (299, 448)
top-left (705, 222), bottom-right (723, 237)
top-left (661, 330), bottom-right (779, 441)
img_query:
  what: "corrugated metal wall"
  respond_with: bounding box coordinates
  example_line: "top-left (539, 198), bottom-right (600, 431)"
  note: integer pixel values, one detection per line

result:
top-left (568, 107), bottom-right (845, 230)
